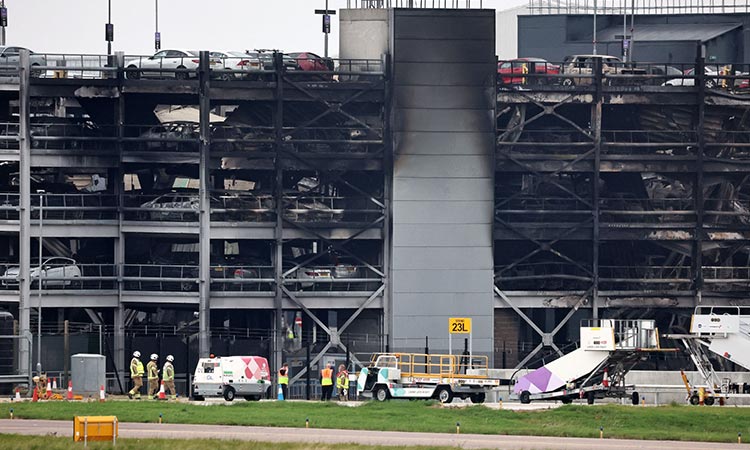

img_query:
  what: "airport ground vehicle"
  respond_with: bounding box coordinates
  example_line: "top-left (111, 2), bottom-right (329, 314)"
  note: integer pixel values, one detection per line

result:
top-left (513, 319), bottom-right (669, 404)
top-left (192, 355), bottom-right (271, 401)
top-left (668, 307), bottom-right (750, 405)
top-left (356, 353), bottom-right (502, 403)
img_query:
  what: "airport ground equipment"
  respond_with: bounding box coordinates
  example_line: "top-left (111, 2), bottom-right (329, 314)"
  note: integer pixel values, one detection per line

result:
top-left (356, 353), bottom-right (504, 403)
top-left (192, 356), bottom-right (271, 402)
top-left (513, 319), bottom-right (670, 404)
top-left (668, 307), bottom-right (750, 405)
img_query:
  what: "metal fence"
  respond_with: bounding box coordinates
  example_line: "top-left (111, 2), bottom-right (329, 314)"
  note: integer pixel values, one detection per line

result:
top-left (527, 0), bottom-right (750, 15)
top-left (346, 0), bottom-right (484, 7)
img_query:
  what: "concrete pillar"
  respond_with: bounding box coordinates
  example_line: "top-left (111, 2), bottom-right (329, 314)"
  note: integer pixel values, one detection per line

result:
top-left (114, 51), bottom-right (126, 390)
top-left (17, 50), bottom-right (31, 379)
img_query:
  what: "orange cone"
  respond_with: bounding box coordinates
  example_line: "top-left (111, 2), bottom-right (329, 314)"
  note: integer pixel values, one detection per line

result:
top-left (45, 380), bottom-right (52, 398)
top-left (602, 368), bottom-right (610, 388)
top-left (31, 387), bottom-right (39, 402)
top-left (14, 387), bottom-right (20, 402)
top-left (99, 385), bottom-right (106, 402)
top-left (66, 381), bottom-right (73, 401)
top-left (52, 377), bottom-right (57, 390)
top-left (158, 381), bottom-right (166, 400)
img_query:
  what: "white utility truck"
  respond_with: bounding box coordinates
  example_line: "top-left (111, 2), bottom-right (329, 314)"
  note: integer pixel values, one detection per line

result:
top-left (356, 353), bottom-right (502, 403)
top-left (192, 355), bottom-right (271, 402)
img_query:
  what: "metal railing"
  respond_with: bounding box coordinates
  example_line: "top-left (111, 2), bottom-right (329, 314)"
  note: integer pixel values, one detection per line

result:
top-left (209, 266), bottom-right (275, 292)
top-left (122, 264), bottom-right (199, 292)
top-left (527, 0), bottom-right (750, 15)
top-left (0, 263), bottom-right (117, 291)
top-left (29, 194), bottom-right (118, 221)
top-left (347, 0), bottom-right (484, 8)
top-left (283, 265), bottom-right (384, 292)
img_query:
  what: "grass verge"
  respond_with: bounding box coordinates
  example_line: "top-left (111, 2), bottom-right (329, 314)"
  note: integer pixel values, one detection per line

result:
top-left (0, 434), bottom-right (455, 450)
top-left (4, 400), bottom-right (750, 443)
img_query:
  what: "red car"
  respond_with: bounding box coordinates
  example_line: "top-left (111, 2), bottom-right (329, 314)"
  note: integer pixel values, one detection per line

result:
top-left (497, 57), bottom-right (560, 85)
top-left (288, 52), bottom-right (334, 72)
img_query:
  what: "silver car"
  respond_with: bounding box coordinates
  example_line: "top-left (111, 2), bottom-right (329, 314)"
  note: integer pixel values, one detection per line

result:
top-left (1, 257), bottom-right (81, 287)
top-left (0, 46), bottom-right (47, 77)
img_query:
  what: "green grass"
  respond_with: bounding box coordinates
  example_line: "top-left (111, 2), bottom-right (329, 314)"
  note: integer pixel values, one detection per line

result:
top-left (4, 400), bottom-right (750, 443)
top-left (0, 434), bottom-right (455, 450)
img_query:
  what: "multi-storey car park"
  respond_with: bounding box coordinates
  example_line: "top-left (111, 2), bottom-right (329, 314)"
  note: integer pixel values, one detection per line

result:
top-left (0, 0), bottom-right (749, 395)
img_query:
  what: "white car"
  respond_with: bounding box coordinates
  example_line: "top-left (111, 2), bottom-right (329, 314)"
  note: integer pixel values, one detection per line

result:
top-left (0, 46), bottom-right (47, 77)
top-left (209, 51), bottom-right (262, 80)
top-left (125, 49), bottom-right (201, 80)
top-left (663, 67), bottom-right (719, 88)
top-left (1, 257), bottom-right (82, 287)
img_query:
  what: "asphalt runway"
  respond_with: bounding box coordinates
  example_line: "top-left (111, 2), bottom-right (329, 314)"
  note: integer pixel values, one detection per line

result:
top-left (0, 419), bottom-right (741, 450)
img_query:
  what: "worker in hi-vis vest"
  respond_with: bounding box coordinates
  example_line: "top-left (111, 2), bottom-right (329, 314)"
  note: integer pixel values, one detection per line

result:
top-left (336, 364), bottom-right (349, 401)
top-left (320, 363), bottom-right (334, 401)
top-left (146, 353), bottom-right (160, 399)
top-left (278, 362), bottom-right (289, 400)
top-left (128, 351), bottom-right (145, 399)
top-left (162, 355), bottom-right (177, 400)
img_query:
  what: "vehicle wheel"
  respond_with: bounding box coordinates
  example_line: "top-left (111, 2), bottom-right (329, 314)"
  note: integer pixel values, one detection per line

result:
top-left (435, 386), bottom-right (453, 404)
top-left (244, 395), bottom-right (261, 401)
top-left (223, 386), bottom-right (236, 402)
top-left (175, 66), bottom-right (188, 80)
top-left (71, 278), bottom-right (82, 289)
top-left (704, 396), bottom-right (715, 406)
top-left (586, 391), bottom-right (595, 405)
top-left (689, 393), bottom-right (700, 405)
top-left (705, 79), bottom-right (716, 89)
top-left (469, 393), bottom-right (486, 404)
top-left (562, 78), bottom-right (575, 87)
top-left (126, 65), bottom-right (141, 80)
top-left (561, 396), bottom-right (573, 404)
top-left (632, 391), bottom-right (640, 406)
top-left (180, 281), bottom-right (193, 292)
top-left (519, 390), bottom-right (531, 404)
top-left (220, 73), bottom-right (233, 82)
top-left (373, 386), bottom-right (389, 402)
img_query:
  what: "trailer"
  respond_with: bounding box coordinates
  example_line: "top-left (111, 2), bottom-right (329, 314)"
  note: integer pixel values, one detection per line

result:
top-left (192, 355), bottom-right (271, 402)
top-left (513, 319), bottom-right (672, 405)
top-left (356, 353), bottom-right (504, 403)
top-left (667, 306), bottom-right (750, 405)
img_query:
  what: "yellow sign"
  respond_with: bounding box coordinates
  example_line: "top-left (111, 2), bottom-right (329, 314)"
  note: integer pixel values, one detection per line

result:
top-left (449, 317), bottom-right (472, 334)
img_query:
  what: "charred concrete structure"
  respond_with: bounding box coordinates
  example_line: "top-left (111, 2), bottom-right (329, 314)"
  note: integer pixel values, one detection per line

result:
top-left (1, 3), bottom-right (750, 391)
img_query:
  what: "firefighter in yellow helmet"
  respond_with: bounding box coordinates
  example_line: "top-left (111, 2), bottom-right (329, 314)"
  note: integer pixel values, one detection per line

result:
top-left (127, 351), bottom-right (144, 399)
top-left (163, 355), bottom-right (177, 400)
top-left (146, 353), bottom-right (160, 399)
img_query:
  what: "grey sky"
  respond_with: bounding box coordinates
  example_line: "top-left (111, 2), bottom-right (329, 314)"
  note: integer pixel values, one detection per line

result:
top-left (9, 0), bottom-right (526, 56)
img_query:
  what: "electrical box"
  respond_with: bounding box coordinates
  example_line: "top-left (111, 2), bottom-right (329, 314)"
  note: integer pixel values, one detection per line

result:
top-left (73, 416), bottom-right (118, 443)
top-left (71, 354), bottom-right (106, 396)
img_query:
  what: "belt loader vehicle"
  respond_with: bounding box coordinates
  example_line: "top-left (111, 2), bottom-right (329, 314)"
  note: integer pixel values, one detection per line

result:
top-left (192, 355), bottom-right (271, 402)
top-left (513, 319), bottom-right (672, 405)
top-left (356, 353), bottom-right (503, 403)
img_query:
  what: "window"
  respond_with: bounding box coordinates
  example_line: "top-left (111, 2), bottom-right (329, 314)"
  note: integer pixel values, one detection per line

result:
top-left (153, 51), bottom-right (169, 59)
top-left (500, 62), bottom-right (511, 70)
top-left (166, 50), bottom-right (185, 58)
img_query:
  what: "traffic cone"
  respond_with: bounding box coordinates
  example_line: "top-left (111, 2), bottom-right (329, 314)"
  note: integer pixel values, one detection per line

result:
top-left (52, 377), bottom-right (57, 390)
top-left (45, 380), bottom-right (52, 398)
top-left (14, 387), bottom-right (20, 402)
top-left (158, 381), bottom-right (166, 400)
top-left (66, 381), bottom-right (73, 401)
top-left (31, 387), bottom-right (38, 402)
top-left (99, 385), bottom-right (106, 402)
top-left (602, 368), bottom-right (610, 388)
top-left (277, 384), bottom-right (284, 401)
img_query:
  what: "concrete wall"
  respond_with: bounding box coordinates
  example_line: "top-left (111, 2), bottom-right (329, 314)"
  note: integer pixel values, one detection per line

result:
top-left (496, 5), bottom-right (529, 60)
top-left (339, 9), bottom-right (390, 61)
top-left (390, 9), bottom-right (496, 358)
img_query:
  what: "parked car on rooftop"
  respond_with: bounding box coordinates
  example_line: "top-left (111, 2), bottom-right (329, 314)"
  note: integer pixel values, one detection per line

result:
top-left (125, 49), bottom-right (203, 80)
top-left (288, 52), bottom-right (334, 79)
top-left (0, 46), bottom-right (47, 77)
top-left (209, 51), bottom-right (262, 80)
top-left (497, 58), bottom-right (559, 85)
top-left (1, 257), bottom-right (81, 288)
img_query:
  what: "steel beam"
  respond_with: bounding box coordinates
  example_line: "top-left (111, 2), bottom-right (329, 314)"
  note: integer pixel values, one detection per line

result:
top-left (114, 51), bottom-right (126, 391)
top-left (693, 46), bottom-right (705, 305)
top-left (273, 52), bottom-right (285, 385)
top-left (198, 51), bottom-right (211, 357)
top-left (591, 57), bottom-right (603, 318)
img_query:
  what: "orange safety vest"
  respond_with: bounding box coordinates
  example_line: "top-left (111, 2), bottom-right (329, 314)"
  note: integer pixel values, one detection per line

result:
top-left (321, 368), bottom-right (333, 386)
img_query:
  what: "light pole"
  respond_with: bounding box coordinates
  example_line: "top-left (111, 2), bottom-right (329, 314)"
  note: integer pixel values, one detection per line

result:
top-left (0, 1), bottom-right (7, 47)
top-left (592, 0), bottom-right (597, 55)
top-left (315, 0), bottom-right (336, 59)
top-left (155, 0), bottom-right (161, 51)
top-left (36, 189), bottom-right (44, 376)
top-left (105, 0), bottom-right (113, 56)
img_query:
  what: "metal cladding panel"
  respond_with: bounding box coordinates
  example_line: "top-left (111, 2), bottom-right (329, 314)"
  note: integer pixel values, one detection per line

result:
top-left (395, 85), bottom-right (495, 109)
top-left (393, 224), bottom-right (492, 247)
top-left (393, 201), bottom-right (494, 224)
top-left (393, 62), bottom-right (496, 87)
top-left (392, 247), bottom-right (493, 270)
top-left (394, 109), bottom-right (495, 133)
top-left (395, 132), bottom-right (495, 155)
top-left (393, 178), bottom-right (494, 201)
top-left (394, 155), bottom-right (494, 178)
top-left (390, 9), bottom-right (495, 358)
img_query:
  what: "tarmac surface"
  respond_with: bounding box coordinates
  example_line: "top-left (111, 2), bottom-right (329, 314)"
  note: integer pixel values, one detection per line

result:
top-left (0, 419), bottom-right (741, 449)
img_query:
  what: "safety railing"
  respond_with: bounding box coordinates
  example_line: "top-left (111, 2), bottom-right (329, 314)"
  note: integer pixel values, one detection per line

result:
top-left (0, 123), bottom-right (18, 149)
top-left (30, 194), bottom-right (118, 221)
top-left (123, 193), bottom-right (199, 222)
top-left (495, 197), bottom-right (591, 224)
top-left (703, 267), bottom-right (750, 285)
top-left (494, 262), bottom-right (593, 291)
top-left (0, 121), bottom-right (116, 151)
top-left (211, 192), bottom-right (275, 223)
top-left (29, 54), bottom-right (115, 79)
top-left (122, 264), bottom-right (199, 292)
top-left (283, 264), bottom-right (384, 292)
top-left (496, 129), bottom-right (595, 155)
top-left (581, 319), bottom-right (658, 350)
top-left (347, 0), bottom-right (485, 8)
top-left (281, 126), bottom-right (385, 154)
top-left (599, 197), bottom-right (695, 224)
top-left (209, 265), bottom-right (275, 292)
top-left (0, 193), bottom-right (18, 220)
top-left (122, 124), bottom-right (199, 153)
top-left (528, 0), bottom-right (750, 15)
top-left (599, 265), bottom-right (692, 291)
top-left (601, 130), bottom-right (698, 156)
top-left (0, 263), bottom-right (117, 291)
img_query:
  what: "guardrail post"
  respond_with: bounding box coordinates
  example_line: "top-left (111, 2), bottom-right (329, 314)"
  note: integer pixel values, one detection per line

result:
top-left (18, 49), bottom-right (32, 383)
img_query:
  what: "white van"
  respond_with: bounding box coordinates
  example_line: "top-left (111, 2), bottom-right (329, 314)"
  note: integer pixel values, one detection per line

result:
top-left (192, 356), bottom-right (271, 401)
